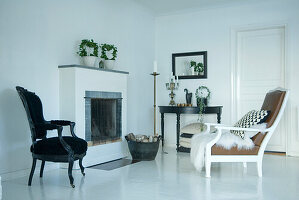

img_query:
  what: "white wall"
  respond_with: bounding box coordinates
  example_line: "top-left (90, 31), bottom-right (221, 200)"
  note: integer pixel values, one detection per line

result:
top-left (0, 0), bottom-right (155, 176)
top-left (155, 0), bottom-right (299, 155)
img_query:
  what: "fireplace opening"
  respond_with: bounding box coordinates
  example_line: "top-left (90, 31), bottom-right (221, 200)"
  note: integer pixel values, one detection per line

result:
top-left (85, 91), bottom-right (122, 146)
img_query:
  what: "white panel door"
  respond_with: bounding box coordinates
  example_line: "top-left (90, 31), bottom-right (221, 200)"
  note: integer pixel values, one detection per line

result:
top-left (236, 27), bottom-right (286, 152)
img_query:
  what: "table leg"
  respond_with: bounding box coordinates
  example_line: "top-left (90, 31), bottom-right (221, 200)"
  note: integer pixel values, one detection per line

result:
top-left (176, 113), bottom-right (180, 151)
top-left (161, 113), bottom-right (164, 147)
top-left (217, 109), bottom-right (222, 124)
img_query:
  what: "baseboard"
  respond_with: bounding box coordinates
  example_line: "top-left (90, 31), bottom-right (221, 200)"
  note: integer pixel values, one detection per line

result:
top-left (84, 152), bottom-right (128, 167)
top-left (287, 151), bottom-right (299, 157)
top-left (164, 144), bottom-right (176, 148)
top-left (264, 151), bottom-right (286, 156)
top-left (59, 151), bottom-right (129, 170)
top-left (0, 162), bottom-right (59, 181)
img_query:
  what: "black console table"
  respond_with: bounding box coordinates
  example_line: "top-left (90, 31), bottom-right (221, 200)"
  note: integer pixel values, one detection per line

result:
top-left (159, 106), bottom-right (223, 152)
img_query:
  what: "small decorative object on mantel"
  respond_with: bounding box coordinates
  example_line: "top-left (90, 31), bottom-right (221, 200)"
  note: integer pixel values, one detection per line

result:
top-left (99, 60), bottom-right (104, 68)
top-left (172, 51), bottom-right (207, 79)
top-left (77, 39), bottom-right (99, 67)
top-left (166, 75), bottom-right (179, 106)
top-left (100, 43), bottom-right (118, 70)
top-left (195, 86), bottom-right (211, 131)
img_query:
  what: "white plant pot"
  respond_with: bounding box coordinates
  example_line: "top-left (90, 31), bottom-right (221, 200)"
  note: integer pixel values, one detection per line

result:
top-left (82, 56), bottom-right (97, 67)
top-left (103, 60), bottom-right (116, 70)
top-left (191, 68), bottom-right (198, 75)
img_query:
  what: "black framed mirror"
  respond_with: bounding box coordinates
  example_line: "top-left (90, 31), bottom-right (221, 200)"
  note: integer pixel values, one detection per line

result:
top-left (172, 51), bottom-right (207, 79)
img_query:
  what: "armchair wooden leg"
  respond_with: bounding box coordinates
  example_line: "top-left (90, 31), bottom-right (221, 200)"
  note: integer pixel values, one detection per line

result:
top-left (40, 161), bottom-right (45, 177)
top-left (79, 158), bottom-right (85, 176)
top-left (257, 160), bottom-right (263, 177)
top-left (68, 159), bottom-right (75, 188)
top-left (28, 158), bottom-right (37, 186)
top-left (205, 148), bottom-right (212, 178)
top-left (205, 161), bottom-right (211, 178)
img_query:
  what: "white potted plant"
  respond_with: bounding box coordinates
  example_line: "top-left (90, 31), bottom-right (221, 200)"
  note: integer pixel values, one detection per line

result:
top-left (100, 43), bottom-right (118, 69)
top-left (77, 39), bottom-right (99, 67)
top-left (190, 60), bottom-right (204, 75)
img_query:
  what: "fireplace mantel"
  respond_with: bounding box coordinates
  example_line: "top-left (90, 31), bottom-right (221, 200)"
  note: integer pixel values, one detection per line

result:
top-left (58, 64), bottom-right (129, 75)
top-left (59, 65), bottom-right (128, 167)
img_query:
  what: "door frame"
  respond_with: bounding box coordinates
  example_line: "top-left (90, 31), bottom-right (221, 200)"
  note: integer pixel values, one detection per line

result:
top-left (230, 23), bottom-right (291, 154)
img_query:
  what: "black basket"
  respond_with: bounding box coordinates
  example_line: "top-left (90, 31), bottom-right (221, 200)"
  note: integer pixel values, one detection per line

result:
top-left (125, 136), bottom-right (160, 161)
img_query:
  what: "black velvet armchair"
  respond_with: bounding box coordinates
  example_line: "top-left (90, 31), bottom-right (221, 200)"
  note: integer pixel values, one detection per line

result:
top-left (16, 86), bottom-right (87, 188)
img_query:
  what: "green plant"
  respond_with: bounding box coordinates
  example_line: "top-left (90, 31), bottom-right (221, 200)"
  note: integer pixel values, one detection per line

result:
top-left (100, 44), bottom-right (117, 60)
top-left (195, 86), bottom-right (211, 130)
top-left (190, 61), bottom-right (204, 73)
top-left (77, 39), bottom-right (99, 57)
top-left (195, 86), bottom-right (211, 101)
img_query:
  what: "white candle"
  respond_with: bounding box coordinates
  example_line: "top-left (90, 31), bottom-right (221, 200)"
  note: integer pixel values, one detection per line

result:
top-left (153, 61), bottom-right (158, 72)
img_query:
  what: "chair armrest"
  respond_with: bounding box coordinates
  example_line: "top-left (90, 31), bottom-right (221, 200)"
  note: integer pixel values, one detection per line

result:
top-left (35, 124), bottom-right (74, 155)
top-left (198, 123), bottom-right (226, 148)
top-left (38, 122), bottom-right (75, 155)
top-left (50, 120), bottom-right (78, 138)
top-left (205, 123), bottom-right (228, 127)
top-left (206, 122), bottom-right (269, 132)
top-left (205, 123), bottom-right (230, 133)
top-left (205, 128), bottom-right (223, 148)
top-left (69, 122), bottom-right (78, 138)
top-left (35, 123), bottom-right (61, 131)
top-left (55, 126), bottom-right (74, 156)
top-left (214, 126), bottom-right (269, 132)
top-left (50, 120), bottom-right (72, 126)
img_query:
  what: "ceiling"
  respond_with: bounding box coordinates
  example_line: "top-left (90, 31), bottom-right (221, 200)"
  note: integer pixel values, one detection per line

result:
top-left (134, 0), bottom-right (263, 15)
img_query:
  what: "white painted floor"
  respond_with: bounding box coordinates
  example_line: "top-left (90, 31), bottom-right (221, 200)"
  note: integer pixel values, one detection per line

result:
top-left (2, 148), bottom-right (299, 200)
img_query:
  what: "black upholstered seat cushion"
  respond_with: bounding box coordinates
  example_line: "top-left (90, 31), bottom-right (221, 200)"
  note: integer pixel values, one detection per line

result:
top-left (31, 136), bottom-right (87, 155)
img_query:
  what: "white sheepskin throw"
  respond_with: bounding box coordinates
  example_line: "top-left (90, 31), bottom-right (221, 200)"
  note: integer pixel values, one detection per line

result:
top-left (216, 123), bottom-right (267, 149)
top-left (215, 131), bottom-right (255, 150)
top-left (190, 123), bottom-right (267, 171)
top-left (191, 130), bottom-right (217, 171)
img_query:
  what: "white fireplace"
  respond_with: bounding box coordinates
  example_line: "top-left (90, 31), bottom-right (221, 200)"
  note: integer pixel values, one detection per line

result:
top-left (59, 65), bottom-right (128, 166)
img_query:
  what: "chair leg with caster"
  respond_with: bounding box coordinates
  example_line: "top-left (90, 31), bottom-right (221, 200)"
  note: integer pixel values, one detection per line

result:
top-left (40, 161), bottom-right (45, 178)
top-left (28, 158), bottom-right (37, 186)
top-left (68, 159), bottom-right (75, 188)
top-left (79, 158), bottom-right (85, 176)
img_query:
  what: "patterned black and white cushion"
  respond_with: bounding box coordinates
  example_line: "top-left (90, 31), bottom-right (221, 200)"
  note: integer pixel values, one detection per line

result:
top-left (231, 110), bottom-right (269, 139)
